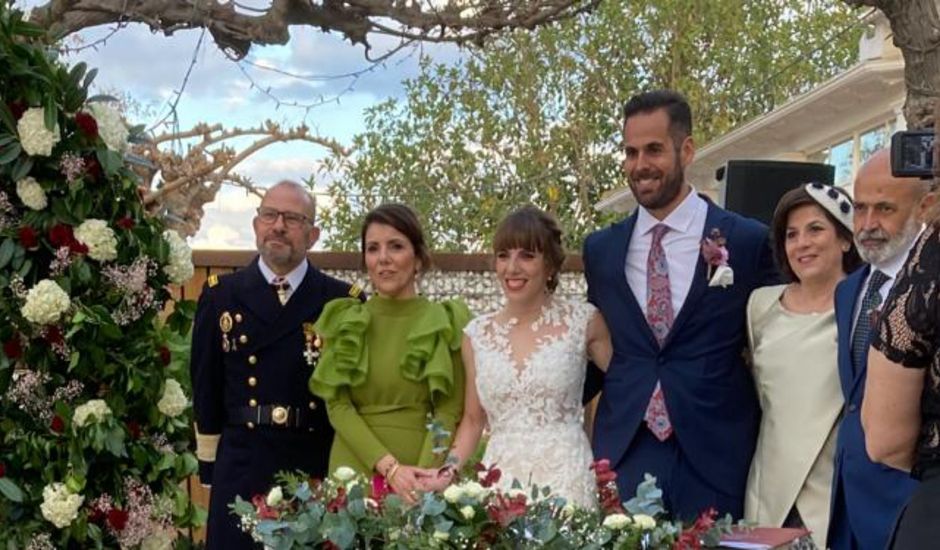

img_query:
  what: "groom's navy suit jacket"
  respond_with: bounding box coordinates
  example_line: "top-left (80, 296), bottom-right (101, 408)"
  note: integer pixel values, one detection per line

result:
top-left (827, 266), bottom-right (916, 550)
top-left (583, 199), bottom-right (776, 517)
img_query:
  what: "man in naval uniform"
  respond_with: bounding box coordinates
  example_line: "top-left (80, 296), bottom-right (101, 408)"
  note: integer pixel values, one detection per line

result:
top-left (191, 180), bottom-right (360, 548)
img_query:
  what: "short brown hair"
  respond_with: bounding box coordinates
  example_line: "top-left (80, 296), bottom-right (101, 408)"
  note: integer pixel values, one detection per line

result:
top-left (770, 185), bottom-right (862, 282)
top-left (360, 203), bottom-right (432, 273)
top-left (492, 206), bottom-right (565, 292)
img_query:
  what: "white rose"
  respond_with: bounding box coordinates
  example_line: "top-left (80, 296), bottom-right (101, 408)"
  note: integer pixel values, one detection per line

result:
top-left (602, 513), bottom-right (631, 530)
top-left (460, 481), bottom-right (486, 500)
top-left (633, 514), bottom-right (657, 530)
top-left (17, 107), bottom-right (60, 156)
top-left (21, 279), bottom-right (70, 325)
top-left (15, 177), bottom-right (47, 210)
top-left (74, 219), bottom-right (118, 262)
top-left (443, 485), bottom-right (464, 503)
top-left (460, 505), bottom-right (475, 520)
top-left (163, 230), bottom-right (194, 284)
top-left (86, 102), bottom-right (129, 152)
top-left (157, 379), bottom-right (188, 417)
top-left (332, 466), bottom-right (357, 482)
top-left (265, 486), bottom-right (283, 507)
top-left (40, 482), bottom-right (84, 528)
top-left (73, 399), bottom-right (112, 427)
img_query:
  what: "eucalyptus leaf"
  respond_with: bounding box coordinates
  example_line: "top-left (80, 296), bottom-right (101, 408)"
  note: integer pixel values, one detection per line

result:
top-left (0, 478), bottom-right (24, 502)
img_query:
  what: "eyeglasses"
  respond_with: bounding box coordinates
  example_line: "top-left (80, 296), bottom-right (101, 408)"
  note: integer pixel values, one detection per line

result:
top-left (255, 207), bottom-right (312, 229)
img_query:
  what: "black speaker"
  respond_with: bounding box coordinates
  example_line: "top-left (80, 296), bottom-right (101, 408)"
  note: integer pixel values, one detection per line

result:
top-left (720, 160), bottom-right (835, 226)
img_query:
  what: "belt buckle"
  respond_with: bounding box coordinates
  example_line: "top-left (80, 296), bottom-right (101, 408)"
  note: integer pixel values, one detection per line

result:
top-left (271, 406), bottom-right (289, 426)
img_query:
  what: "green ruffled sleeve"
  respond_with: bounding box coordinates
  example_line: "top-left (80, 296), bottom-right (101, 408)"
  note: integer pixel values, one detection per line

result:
top-left (412, 299), bottom-right (471, 467)
top-left (400, 298), bottom-right (471, 402)
top-left (308, 298), bottom-right (371, 400)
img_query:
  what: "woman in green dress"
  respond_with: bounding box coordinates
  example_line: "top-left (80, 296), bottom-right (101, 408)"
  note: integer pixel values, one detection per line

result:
top-left (309, 203), bottom-right (468, 504)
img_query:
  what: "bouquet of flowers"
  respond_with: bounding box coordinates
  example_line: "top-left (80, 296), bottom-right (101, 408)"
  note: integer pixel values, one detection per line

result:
top-left (0, 4), bottom-right (200, 548)
top-left (233, 460), bottom-right (732, 549)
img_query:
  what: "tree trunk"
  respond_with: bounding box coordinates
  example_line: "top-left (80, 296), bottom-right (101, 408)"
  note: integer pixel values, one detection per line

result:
top-left (847, 0), bottom-right (940, 128)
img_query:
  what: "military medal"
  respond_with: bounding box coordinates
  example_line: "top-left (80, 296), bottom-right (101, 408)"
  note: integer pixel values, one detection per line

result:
top-left (303, 322), bottom-right (321, 366)
top-left (220, 311), bottom-right (233, 352)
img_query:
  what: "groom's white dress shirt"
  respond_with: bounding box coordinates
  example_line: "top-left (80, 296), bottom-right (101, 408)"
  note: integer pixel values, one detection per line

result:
top-left (625, 189), bottom-right (708, 318)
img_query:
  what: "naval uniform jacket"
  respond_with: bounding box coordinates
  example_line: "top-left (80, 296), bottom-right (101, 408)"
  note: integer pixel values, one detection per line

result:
top-left (191, 257), bottom-right (357, 549)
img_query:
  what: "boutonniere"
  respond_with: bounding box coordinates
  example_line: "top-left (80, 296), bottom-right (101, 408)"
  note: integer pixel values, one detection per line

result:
top-left (303, 322), bottom-right (322, 366)
top-left (701, 228), bottom-right (734, 288)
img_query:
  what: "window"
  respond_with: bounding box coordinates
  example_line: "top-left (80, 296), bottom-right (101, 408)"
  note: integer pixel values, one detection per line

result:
top-left (860, 125), bottom-right (889, 164)
top-left (829, 139), bottom-right (854, 186)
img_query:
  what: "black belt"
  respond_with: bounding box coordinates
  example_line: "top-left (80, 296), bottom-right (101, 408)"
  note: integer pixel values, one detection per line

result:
top-left (229, 405), bottom-right (316, 429)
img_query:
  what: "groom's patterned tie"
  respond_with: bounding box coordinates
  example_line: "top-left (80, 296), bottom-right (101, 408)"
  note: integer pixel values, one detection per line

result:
top-left (271, 276), bottom-right (291, 306)
top-left (644, 224), bottom-right (674, 441)
top-left (851, 269), bottom-right (889, 377)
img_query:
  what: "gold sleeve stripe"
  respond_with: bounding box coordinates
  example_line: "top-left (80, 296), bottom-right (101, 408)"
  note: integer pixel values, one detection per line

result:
top-left (348, 284), bottom-right (362, 298)
top-left (194, 423), bottom-right (221, 462)
top-left (207, 275), bottom-right (219, 288)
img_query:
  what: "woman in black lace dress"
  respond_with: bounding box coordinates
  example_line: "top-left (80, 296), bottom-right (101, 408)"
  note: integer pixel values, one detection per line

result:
top-left (863, 219), bottom-right (940, 550)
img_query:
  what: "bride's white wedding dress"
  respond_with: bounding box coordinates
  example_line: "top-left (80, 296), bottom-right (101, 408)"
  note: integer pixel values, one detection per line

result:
top-left (464, 298), bottom-right (598, 508)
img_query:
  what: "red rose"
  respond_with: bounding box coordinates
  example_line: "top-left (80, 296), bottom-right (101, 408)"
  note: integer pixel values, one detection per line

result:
top-left (7, 101), bottom-right (26, 120)
top-left (0, 462), bottom-right (5, 477)
top-left (44, 326), bottom-right (64, 345)
top-left (126, 420), bottom-right (141, 440)
top-left (84, 155), bottom-right (103, 182)
top-left (18, 226), bottom-right (39, 250)
top-left (116, 217), bottom-right (135, 230)
top-left (48, 224), bottom-right (75, 248)
top-left (2, 337), bottom-right (22, 359)
top-left (250, 494), bottom-right (280, 520)
top-left (87, 504), bottom-right (106, 524)
top-left (50, 415), bottom-right (65, 433)
top-left (158, 346), bottom-right (171, 366)
top-left (106, 508), bottom-right (129, 531)
top-left (74, 112), bottom-right (99, 139)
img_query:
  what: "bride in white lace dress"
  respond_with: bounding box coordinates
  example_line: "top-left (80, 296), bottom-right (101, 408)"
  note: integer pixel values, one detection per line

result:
top-left (426, 207), bottom-right (611, 508)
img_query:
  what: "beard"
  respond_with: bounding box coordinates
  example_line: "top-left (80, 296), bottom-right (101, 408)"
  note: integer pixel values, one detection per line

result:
top-left (259, 234), bottom-right (297, 268)
top-left (628, 159), bottom-right (685, 212)
top-left (855, 215), bottom-right (921, 266)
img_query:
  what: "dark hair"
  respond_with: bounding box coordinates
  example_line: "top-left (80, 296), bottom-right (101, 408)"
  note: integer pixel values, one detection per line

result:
top-left (492, 206), bottom-right (565, 292)
top-left (360, 203), bottom-right (432, 273)
top-left (622, 89), bottom-right (693, 144)
top-left (770, 185), bottom-right (862, 282)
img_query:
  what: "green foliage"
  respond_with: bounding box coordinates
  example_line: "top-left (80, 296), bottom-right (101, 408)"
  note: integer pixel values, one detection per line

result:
top-left (321, 0), bottom-right (862, 251)
top-left (0, 4), bottom-right (199, 547)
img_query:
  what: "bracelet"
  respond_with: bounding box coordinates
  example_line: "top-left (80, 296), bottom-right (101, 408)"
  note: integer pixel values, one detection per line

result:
top-left (386, 462), bottom-right (402, 482)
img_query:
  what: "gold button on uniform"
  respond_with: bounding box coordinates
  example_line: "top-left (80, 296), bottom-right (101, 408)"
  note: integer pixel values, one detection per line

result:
top-left (235, 313), bottom-right (243, 323)
top-left (248, 376), bottom-right (257, 387)
top-left (239, 334), bottom-right (248, 344)
top-left (249, 398), bottom-right (258, 407)
top-left (247, 422), bottom-right (255, 429)
top-left (248, 355), bottom-right (257, 365)
top-left (308, 401), bottom-right (317, 410)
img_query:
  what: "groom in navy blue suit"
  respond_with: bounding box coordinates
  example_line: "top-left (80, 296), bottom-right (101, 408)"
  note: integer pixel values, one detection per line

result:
top-left (827, 150), bottom-right (931, 550)
top-left (584, 90), bottom-right (777, 519)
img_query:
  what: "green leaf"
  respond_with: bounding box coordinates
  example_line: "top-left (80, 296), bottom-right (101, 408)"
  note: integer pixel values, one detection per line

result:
top-left (0, 478), bottom-right (24, 502)
top-left (0, 102), bottom-right (16, 134)
top-left (42, 94), bottom-right (57, 132)
top-left (82, 68), bottom-right (98, 91)
top-left (10, 155), bottom-right (33, 181)
top-left (0, 142), bottom-right (21, 164)
top-left (0, 240), bottom-right (15, 269)
top-left (68, 61), bottom-right (87, 84)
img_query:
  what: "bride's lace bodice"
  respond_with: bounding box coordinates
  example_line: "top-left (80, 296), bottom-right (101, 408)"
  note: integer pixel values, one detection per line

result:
top-left (465, 299), bottom-right (598, 507)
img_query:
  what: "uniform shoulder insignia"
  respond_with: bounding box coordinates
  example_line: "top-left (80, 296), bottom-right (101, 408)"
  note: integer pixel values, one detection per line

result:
top-left (207, 275), bottom-right (219, 288)
top-left (348, 283), bottom-right (362, 298)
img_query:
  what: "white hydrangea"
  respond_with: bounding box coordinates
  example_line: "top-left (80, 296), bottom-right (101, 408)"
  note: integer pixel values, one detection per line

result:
top-left (86, 102), bottom-right (129, 152)
top-left (15, 177), bottom-right (47, 210)
top-left (139, 529), bottom-right (176, 550)
top-left (265, 486), bottom-right (284, 507)
top-left (602, 513), bottom-right (632, 530)
top-left (163, 230), bottom-right (194, 284)
top-left (17, 107), bottom-right (60, 156)
top-left (21, 279), bottom-right (70, 325)
top-left (74, 219), bottom-right (118, 262)
top-left (458, 481), bottom-right (486, 500)
top-left (157, 379), bottom-right (188, 417)
top-left (40, 482), bottom-right (84, 528)
top-left (73, 399), bottom-right (112, 427)
top-left (632, 514), bottom-right (657, 530)
top-left (332, 466), bottom-right (357, 482)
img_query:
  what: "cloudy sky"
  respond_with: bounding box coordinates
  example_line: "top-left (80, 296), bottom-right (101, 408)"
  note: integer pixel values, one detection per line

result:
top-left (16, 0), bottom-right (461, 249)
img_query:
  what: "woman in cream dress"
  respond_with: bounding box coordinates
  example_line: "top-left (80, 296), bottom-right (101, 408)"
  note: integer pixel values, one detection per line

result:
top-left (745, 183), bottom-right (861, 547)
